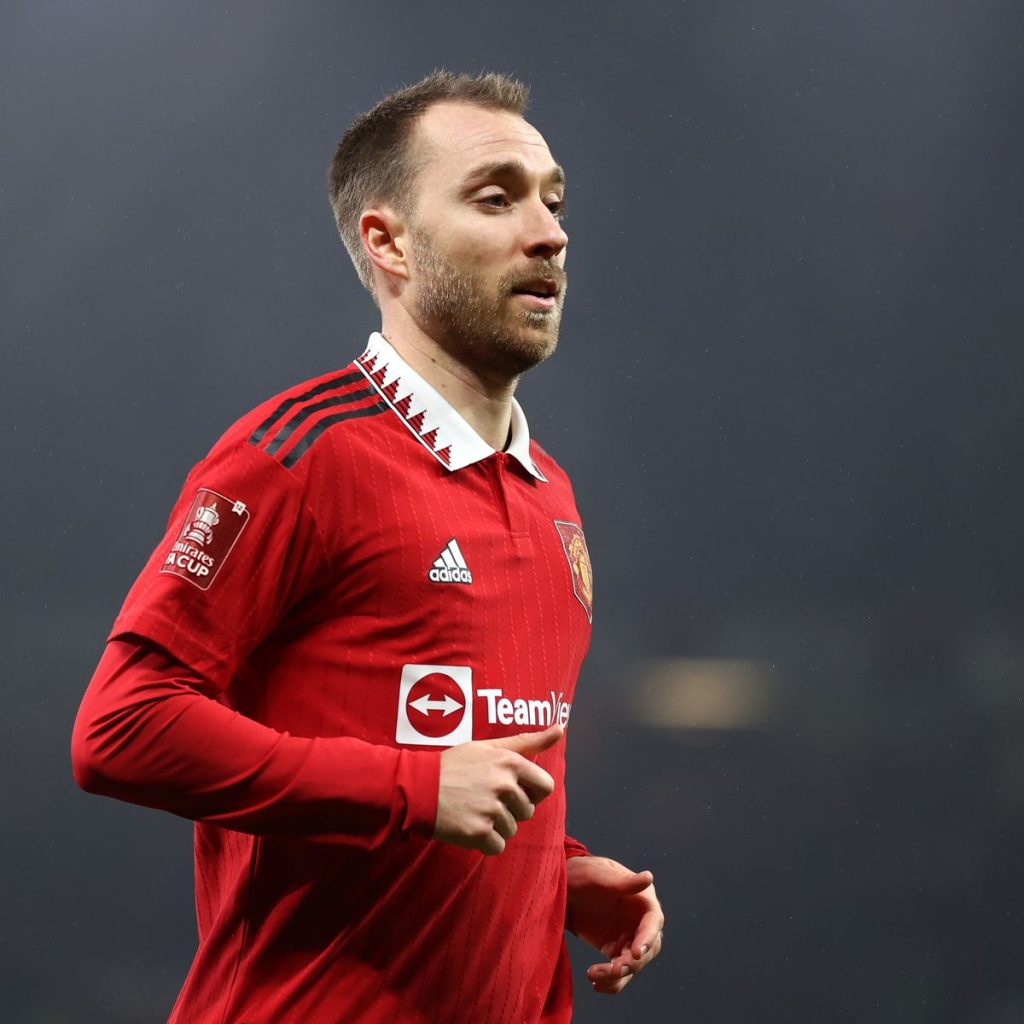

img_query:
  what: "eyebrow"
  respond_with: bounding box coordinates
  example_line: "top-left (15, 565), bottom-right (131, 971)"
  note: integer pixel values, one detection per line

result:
top-left (461, 159), bottom-right (566, 188)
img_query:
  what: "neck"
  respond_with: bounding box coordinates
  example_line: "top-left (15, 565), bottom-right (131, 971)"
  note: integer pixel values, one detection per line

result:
top-left (378, 304), bottom-right (516, 452)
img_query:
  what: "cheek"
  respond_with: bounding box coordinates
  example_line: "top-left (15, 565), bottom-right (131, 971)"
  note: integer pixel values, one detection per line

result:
top-left (456, 249), bottom-right (508, 292)
top-left (454, 236), bottom-right (512, 272)
top-left (446, 213), bottom-right (520, 261)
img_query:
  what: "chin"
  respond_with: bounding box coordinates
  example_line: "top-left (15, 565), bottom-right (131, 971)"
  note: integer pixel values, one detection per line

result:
top-left (495, 325), bottom-right (559, 375)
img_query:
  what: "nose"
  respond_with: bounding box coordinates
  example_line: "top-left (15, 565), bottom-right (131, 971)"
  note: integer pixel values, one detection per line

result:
top-left (523, 197), bottom-right (568, 260)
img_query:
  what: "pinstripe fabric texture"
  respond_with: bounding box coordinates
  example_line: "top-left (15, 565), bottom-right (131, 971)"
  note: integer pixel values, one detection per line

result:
top-left (113, 337), bottom-right (593, 1023)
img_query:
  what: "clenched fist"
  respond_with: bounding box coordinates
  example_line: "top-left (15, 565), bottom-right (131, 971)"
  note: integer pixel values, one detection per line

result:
top-left (434, 724), bottom-right (563, 855)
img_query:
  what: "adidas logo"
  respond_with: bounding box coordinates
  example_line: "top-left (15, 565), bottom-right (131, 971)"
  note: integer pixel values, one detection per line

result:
top-left (429, 538), bottom-right (473, 585)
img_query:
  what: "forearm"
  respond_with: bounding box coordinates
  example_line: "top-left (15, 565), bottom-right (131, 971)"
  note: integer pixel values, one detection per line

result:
top-left (71, 638), bottom-right (439, 846)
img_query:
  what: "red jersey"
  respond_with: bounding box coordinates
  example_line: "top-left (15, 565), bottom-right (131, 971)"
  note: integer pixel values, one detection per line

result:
top-left (73, 333), bottom-right (594, 1023)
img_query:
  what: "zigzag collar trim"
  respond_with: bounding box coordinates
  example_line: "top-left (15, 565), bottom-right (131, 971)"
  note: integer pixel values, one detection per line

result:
top-left (355, 333), bottom-right (546, 481)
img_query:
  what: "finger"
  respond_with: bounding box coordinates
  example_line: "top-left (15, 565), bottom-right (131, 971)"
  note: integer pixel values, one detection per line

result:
top-left (604, 933), bottom-right (631, 959)
top-left (588, 963), bottom-right (633, 995)
top-left (477, 829), bottom-right (505, 856)
top-left (489, 723), bottom-right (563, 756)
top-left (587, 959), bottom-right (625, 978)
top-left (499, 784), bottom-right (535, 823)
top-left (629, 907), bottom-right (665, 960)
top-left (491, 800), bottom-right (518, 841)
top-left (608, 869), bottom-right (654, 896)
top-left (587, 962), bottom-right (626, 981)
top-left (593, 976), bottom-right (632, 995)
top-left (618, 930), bottom-right (663, 976)
top-left (514, 759), bottom-right (556, 804)
top-left (639, 931), bottom-right (664, 967)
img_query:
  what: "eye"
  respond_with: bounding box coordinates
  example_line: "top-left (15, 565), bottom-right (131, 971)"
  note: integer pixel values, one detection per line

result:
top-left (477, 192), bottom-right (511, 210)
top-left (546, 197), bottom-right (567, 221)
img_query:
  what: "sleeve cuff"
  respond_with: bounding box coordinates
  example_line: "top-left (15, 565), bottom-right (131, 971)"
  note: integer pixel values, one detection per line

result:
top-left (395, 748), bottom-right (441, 839)
top-left (564, 834), bottom-right (591, 860)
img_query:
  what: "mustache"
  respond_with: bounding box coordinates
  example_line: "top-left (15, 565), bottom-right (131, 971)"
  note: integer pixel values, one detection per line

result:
top-left (502, 263), bottom-right (568, 294)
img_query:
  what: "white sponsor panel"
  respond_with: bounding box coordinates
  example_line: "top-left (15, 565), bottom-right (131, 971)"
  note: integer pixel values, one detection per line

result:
top-left (395, 664), bottom-right (473, 746)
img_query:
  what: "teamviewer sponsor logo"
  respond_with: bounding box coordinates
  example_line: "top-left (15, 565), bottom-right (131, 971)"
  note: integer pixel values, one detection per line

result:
top-left (396, 664), bottom-right (473, 746)
top-left (478, 689), bottom-right (572, 728)
top-left (428, 538), bottom-right (473, 584)
top-left (396, 667), bottom-right (573, 748)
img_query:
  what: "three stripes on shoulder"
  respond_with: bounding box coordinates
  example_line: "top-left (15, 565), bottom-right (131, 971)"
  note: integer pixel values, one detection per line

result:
top-left (248, 370), bottom-right (387, 469)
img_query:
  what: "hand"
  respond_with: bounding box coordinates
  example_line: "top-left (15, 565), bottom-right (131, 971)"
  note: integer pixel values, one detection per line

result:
top-left (566, 854), bottom-right (664, 995)
top-left (434, 724), bottom-right (563, 855)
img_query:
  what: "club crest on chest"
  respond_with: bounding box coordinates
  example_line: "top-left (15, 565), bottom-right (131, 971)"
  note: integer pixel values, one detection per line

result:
top-left (554, 520), bottom-right (593, 622)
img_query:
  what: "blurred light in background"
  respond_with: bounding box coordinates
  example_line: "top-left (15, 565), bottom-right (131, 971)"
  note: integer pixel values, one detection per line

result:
top-left (634, 658), bottom-right (779, 730)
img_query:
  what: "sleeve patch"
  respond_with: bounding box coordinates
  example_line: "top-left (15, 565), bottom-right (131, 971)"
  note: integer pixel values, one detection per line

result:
top-left (160, 488), bottom-right (251, 590)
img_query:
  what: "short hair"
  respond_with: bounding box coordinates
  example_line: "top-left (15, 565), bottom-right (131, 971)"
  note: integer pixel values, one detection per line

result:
top-left (327, 70), bottom-right (529, 297)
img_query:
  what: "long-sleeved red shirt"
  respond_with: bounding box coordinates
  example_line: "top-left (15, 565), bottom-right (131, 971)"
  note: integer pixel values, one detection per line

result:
top-left (73, 333), bottom-right (593, 1023)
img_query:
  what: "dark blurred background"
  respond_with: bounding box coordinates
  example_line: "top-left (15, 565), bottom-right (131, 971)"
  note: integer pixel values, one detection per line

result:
top-left (3, 1), bottom-right (1023, 1021)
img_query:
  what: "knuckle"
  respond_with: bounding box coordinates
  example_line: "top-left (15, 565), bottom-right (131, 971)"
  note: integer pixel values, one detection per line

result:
top-left (495, 777), bottom-right (516, 797)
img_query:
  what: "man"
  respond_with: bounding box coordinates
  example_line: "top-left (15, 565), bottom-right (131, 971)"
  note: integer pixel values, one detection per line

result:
top-left (72, 70), bottom-right (663, 1023)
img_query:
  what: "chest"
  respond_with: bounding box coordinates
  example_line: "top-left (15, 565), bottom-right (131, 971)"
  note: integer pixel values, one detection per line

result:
top-left (258, 434), bottom-right (594, 746)
top-left (329, 451), bottom-right (591, 636)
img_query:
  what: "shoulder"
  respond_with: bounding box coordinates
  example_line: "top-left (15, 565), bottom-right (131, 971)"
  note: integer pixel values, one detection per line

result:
top-left (529, 438), bottom-right (574, 492)
top-left (204, 360), bottom-right (390, 478)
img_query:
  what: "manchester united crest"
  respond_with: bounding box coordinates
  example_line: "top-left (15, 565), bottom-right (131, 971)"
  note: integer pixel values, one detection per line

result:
top-left (554, 520), bottom-right (593, 622)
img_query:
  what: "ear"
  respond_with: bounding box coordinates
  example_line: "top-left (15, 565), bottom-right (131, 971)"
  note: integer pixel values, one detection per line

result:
top-left (360, 206), bottom-right (409, 288)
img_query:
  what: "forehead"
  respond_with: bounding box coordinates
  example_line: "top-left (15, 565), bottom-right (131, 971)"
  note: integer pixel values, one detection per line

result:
top-left (411, 102), bottom-right (559, 183)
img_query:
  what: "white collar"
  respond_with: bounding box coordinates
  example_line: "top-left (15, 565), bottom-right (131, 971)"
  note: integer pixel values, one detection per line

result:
top-left (355, 333), bottom-right (547, 481)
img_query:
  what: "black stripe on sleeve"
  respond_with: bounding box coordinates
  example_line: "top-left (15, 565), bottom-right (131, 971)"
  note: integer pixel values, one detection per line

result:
top-left (264, 386), bottom-right (376, 456)
top-left (281, 399), bottom-right (388, 469)
top-left (249, 369), bottom-right (365, 446)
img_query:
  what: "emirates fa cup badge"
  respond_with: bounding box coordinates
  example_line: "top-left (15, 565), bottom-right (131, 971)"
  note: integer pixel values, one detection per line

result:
top-left (161, 488), bottom-right (250, 590)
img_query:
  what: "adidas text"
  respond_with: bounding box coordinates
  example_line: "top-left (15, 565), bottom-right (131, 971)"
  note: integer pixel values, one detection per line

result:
top-left (429, 566), bottom-right (473, 584)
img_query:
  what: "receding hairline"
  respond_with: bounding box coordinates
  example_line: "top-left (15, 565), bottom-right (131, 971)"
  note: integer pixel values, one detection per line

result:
top-left (326, 71), bottom-right (538, 296)
top-left (404, 103), bottom-right (566, 197)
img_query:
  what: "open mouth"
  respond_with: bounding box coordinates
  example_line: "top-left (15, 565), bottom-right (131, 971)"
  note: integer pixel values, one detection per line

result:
top-left (511, 279), bottom-right (559, 300)
top-left (511, 279), bottom-right (560, 310)
top-left (512, 291), bottom-right (557, 310)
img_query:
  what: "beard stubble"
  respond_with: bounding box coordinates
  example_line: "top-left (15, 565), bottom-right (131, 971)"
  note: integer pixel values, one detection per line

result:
top-left (411, 230), bottom-right (567, 378)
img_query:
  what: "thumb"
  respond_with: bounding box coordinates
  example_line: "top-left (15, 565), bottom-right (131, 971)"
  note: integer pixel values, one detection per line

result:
top-left (490, 723), bottom-right (564, 757)
top-left (611, 869), bottom-right (654, 894)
